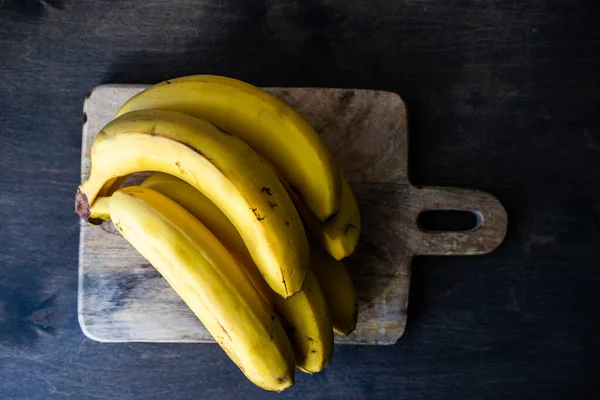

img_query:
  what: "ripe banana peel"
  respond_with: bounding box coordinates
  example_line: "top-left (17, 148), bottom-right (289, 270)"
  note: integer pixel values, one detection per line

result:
top-left (114, 74), bottom-right (342, 222)
top-left (140, 173), bottom-right (335, 372)
top-left (76, 109), bottom-right (309, 298)
top-left (108, 187), bottom-right (295, 391)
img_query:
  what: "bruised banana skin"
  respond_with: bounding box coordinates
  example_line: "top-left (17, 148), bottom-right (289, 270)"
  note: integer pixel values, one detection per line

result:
top-left (108, 187), bottom-right (295, 391)
top-left (115, 74), bottom-right (342, 222)
top-left (140, 173), bottom-right (334, 372)
top-left (76, 109), bottom-right (308, 298)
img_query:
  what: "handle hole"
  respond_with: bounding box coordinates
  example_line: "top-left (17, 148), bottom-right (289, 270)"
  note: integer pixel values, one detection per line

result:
top-left (418, 210), bottom-right (481, 232)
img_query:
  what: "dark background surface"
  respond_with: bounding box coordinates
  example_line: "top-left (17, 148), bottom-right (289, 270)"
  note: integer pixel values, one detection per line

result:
top-left (1, 0), bottom-right (599, 399)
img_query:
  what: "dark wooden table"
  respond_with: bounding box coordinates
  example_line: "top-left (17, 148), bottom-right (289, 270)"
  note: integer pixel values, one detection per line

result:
top-left (1, 1), bottom-right (599, 399)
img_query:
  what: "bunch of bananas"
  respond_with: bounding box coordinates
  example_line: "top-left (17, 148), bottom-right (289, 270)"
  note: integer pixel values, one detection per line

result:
top-left (76, 75), bottom-right (361, 391)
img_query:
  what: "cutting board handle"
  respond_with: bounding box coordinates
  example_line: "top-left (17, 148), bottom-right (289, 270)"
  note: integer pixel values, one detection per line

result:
top-left (409, 186), bottom-right (507, 256)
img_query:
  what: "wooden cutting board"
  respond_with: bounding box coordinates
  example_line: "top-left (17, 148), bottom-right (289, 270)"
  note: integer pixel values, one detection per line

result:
top-left (78, 85), bottom-right (507, 345)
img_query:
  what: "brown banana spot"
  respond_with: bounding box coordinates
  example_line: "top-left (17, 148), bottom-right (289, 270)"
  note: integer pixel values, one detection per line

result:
top-left (143, 124), bottom-right (158, 136)
top-left (322, 211), bottom-right (339, 224)
top-left (282, 277), bottom-right (288, 296)
top-left (172, 139), bottom-right (214, 164)
top-left (268, 202), bottom-right (278, 208)
top-left (251, 208), bottom-right (265, 221)
top-left (345, 223), bottom-right (357, 234)
top-left (216, 127), bottom-right (232, 135)
top-left (261, 187), bottom-right (273, 195)
top-left (216, 321), bottom-right (232, 342)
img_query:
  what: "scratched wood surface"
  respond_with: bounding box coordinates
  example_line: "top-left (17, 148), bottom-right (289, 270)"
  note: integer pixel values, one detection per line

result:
top-left (78, 85), bottom-right (507, 345)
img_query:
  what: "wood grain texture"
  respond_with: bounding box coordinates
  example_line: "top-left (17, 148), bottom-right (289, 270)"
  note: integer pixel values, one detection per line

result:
top-left (79, 85), bottom-right (507, 344)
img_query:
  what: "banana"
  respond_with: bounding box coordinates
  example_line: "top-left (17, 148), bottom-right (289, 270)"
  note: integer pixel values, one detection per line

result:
top-left (140, 173), bottom-right (333, 372)
top-left (309, 239), bottom-right (358, 335)
top-left (285, 172), bottom-right (361, 260)
top-left (76, 109), bottom-right (309, 297)
top-left (114, 74), bottom-right (341, 222)
top-left (274, 271), bottom-right (332, 373)
top-left (108, 186), bottom-right (295, 391)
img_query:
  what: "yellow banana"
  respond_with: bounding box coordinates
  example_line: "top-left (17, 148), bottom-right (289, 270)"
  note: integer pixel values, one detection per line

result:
top-left (76, 109), bottom-right (309, 298)
top-left (108, 187), bottom-right (295, 391)
top-left (274, 271), bottom-right (332, 373)
top-left (140, 173), bottom-right (333, 372)
top-left (286, 172), bottom-right (361, 260)
top-left (309, 240), bottom-right (358, 335)
top-left (114, 74), bottom-right (341, 222)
